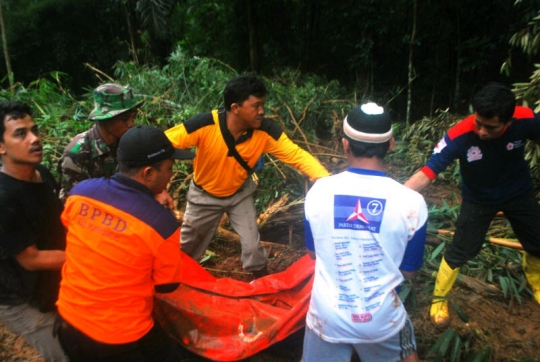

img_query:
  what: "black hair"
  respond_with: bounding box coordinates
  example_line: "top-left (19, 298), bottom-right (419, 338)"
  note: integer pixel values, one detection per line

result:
top-left (472, 83), bottom-right (516, 124)
top-left (0, 101), bottom-right (32, 142)
top-left (223, 74), bottom-right (267, 111)
top-left (345, 135), bottom-right (390, 159)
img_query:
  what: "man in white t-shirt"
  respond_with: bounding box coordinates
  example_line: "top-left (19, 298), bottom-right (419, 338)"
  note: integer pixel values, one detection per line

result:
top-left (302, 103), bottom-right (428, 362)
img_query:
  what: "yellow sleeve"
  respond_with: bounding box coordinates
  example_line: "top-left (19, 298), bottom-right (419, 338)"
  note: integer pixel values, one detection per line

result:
top-left (266, 133), bottom-right (331, 182)
top-left (165, 123), bottom-right (198, 149)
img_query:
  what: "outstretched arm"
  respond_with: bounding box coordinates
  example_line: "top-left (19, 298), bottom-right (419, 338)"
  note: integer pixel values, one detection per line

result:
top-left (268, 133), bottom-right (331, 181)
top-left (404, 170), bottom-right (432, 193)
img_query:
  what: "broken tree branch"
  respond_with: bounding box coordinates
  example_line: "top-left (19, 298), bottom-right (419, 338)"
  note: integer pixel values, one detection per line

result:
top-left (437, 229), bottom-right (523, 250)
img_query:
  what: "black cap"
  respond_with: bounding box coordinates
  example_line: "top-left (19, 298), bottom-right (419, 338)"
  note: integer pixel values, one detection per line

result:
top-left (117, 126), bottom-right (194, 167)
top-left (343, 103), bottom-right (392, 143)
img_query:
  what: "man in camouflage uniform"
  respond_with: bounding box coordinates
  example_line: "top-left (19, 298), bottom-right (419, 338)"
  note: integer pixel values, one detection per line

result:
top-left (58, 83), bottom-right (144, 203)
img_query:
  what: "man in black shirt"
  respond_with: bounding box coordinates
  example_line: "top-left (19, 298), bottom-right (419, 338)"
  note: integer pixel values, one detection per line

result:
top-left (0, 101), bottom-right (68, 361)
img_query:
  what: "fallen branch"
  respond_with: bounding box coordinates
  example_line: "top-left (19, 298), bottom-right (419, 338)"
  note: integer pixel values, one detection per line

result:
top-left (297, 96), bottom-right (317, 127)
top-left (257, 194), bottom-right (290, 226)
top-left (83, 62), bottom-right (114, 81)
top-left (284, 103), bottom-right (312, 153)
top-left (437, 229), bottom-right (523, 250)
top-left (456, 273), bottom-right (504, 297)
top-left (261, 154), bottom-right (287, 179)
top-left (203, 267), bottom-right (251, 275)
top-left (421, 263), bottom-right (503, 298)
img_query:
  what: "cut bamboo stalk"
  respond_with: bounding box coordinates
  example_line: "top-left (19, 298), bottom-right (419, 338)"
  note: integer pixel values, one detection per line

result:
top-left (420, 266), bottom-right (503, 297)
top-left (437, 229), bottom-right (523, 249)
top-left (257, 194), bottom-right (290, 227)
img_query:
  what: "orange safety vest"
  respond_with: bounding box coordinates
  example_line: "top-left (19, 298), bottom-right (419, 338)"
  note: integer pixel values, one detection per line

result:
top-left (57, 175), bottom-right (182, 344)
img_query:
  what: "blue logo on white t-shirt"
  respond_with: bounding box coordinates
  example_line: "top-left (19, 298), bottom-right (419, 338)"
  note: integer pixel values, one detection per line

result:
top-left (334, 195), bottom-right (386, 232)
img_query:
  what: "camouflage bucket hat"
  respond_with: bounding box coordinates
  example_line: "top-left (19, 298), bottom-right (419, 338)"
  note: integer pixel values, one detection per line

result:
top-left (89, 83), bottom-right (145, 121)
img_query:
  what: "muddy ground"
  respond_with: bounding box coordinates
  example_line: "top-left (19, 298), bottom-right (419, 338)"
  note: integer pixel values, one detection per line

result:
top-left (2, 181), bottom-right (540, 361)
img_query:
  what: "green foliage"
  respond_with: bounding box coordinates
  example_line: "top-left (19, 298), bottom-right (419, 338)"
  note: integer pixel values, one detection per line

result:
top-left (267, 69), bottom-right (352, 142)
top-left (425, 200), bottom-right (529, 302)
top-left (426, 327), bottom-right (492, 362)
top-left (393, 108), bottom-right (461, 184)
top-left (524, 141), bottom-right (540, 185)
top-left (498, 271), bottom-right (525, 302)
top-left (512, 66), bottom-right (540, 184)
top-left (253, 72), bottom-right (351, 209)
top-left (428, 240), bottom-right (447, 263)
top-left (427, 199), bottom-right (460, 231)
top-left (136, 0), bottom-right (177, 40)
top-left (0, 71), bottom-right (90, 171)
top-left (426, 328), bottom-right (462, 362)
top-left (171, 1), bottom-right (237, 69)
top-left (113, 46), bottom-right (236, 126)
top-left (508, 9), bottom-right (540, 57)
top-left (2, 48), bottom-right (349, 216)
top-left (465, 243), bottom-right (529, 302)
top-left (513, 64), bottom-right (540, 111)
top-left (1, 0), bottom-right (133, 90)
top-left (506, 8), bottom-right (540, 184)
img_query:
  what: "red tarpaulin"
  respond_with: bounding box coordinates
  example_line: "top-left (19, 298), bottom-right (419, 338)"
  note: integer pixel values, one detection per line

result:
top-left (154, 252), bottom-right (314, 361)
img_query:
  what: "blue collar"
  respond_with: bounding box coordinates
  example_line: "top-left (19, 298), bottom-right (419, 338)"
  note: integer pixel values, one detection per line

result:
top-left (112, 173), bottom-right (155, 198)
top-left (347, 167), bottom-right (387, 177)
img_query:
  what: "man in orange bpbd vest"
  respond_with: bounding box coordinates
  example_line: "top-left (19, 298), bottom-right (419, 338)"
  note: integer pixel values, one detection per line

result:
top-left (56, 126), bottom-right (194, 362)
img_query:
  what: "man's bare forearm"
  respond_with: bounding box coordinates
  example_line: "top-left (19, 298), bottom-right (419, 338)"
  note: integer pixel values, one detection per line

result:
top-left (15, 245), bottom-right (65, 271)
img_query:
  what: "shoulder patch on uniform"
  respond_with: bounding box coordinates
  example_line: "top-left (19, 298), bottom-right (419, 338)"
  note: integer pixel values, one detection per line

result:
top-left (513, 106), bottom-right (535, 120)
top-left (258, 118), bottom-right (283, 140)
top-left (184, 112), bottom-right (214, 134)
top-left (447, 115), bottom-right (476, 140)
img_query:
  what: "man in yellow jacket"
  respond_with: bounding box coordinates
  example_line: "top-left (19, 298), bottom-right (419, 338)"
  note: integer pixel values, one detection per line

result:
top-left (166, 74), bottom-right (330, 277)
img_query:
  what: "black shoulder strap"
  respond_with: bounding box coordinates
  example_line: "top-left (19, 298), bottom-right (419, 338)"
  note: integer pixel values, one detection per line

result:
top-left (218, 108), bottom-right (254, 175)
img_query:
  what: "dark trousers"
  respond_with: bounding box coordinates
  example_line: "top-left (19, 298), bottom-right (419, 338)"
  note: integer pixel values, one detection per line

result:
top-left (445, 190), bottom-right (540, 269)
top-left (56, 315), bottom-right (183, 362)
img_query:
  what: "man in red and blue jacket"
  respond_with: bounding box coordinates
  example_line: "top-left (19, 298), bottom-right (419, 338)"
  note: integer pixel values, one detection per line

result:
top-left (405, 83), bottom-right (540, 327)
